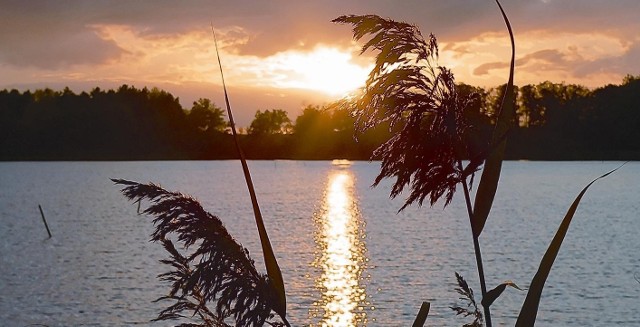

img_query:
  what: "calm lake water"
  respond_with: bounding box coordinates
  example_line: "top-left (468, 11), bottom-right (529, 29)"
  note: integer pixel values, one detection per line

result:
top-left (1, 160), bottom-right (639, 327)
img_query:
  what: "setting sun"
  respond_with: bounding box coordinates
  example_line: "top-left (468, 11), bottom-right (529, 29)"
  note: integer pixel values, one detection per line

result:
top-left (266, 46), bottom-right (371, 96)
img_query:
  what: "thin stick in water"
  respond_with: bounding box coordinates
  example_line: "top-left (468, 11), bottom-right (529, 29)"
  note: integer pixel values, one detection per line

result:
top-left (38, 204), bottom-right (52, 238)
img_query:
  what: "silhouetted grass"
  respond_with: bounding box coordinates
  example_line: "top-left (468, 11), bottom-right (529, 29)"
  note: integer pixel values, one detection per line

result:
top-left (515, 164), bottom-right (625, 326)
top-left (451, 272), bottom-right (482, 327)
top-left (333, 5), bottom-right (511, 326)
top-left (211, 27), bottom-right (288, 325)
top-left (112, 1), bottom-right (622, 326)
top-left (334, 1), bottom-right (622, 326)
top-left (113, 179), bottom-right (286, 326)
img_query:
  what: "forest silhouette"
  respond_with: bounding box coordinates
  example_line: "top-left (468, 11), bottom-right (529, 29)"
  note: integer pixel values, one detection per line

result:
top-left (1, 76), bottom-right (639, 161)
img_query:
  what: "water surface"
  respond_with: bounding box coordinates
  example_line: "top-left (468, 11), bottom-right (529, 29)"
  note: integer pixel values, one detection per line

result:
top-left (1, 161), bottom-right (639, 326)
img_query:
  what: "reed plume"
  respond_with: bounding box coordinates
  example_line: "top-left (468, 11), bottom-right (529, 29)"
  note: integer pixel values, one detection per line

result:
top-left (451, 272), bottom-right (483, 327)
top-left (334, 2), bottom-right (514, 326)
top-left (113, 178), bottom-right (287, 327)
top-left (333, 14), bottom-right (482, 210)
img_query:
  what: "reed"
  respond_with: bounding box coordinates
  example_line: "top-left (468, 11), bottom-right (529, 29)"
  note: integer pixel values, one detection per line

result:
top-left (334, 1), bottom-right (622, 326)
top-left (211, 26), bottom-right (288, 326)
top-left (113, 179), bottom-right (288, 326)
top-left (110, 26), bottom-right (290, 327)
top-left (332, 6), bottom-right (508, 326)
top-left (112, 1), bottom-right (621, 325)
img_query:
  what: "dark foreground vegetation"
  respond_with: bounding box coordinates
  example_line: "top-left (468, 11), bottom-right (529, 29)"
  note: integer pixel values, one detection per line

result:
top-left (2, 75), bottom-right (639, 161)
top-left (111, 6), bottom-right (628, 326)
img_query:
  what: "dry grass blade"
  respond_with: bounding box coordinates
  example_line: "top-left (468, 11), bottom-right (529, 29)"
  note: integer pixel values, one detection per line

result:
top-left (471, 0), bottom-right (516, 238)
top-left (515, 163), bottom-right (625, 326)
top-left (211, 26), bottom-right (288, 323)
top-left (112, 178), bottom-right (284, 326)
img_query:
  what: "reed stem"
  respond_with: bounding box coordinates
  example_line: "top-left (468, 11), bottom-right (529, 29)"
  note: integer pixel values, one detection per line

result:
top-left (458, 160), bottom-right (492, 327)
top-left (211, 25), bottom-right (288, 325)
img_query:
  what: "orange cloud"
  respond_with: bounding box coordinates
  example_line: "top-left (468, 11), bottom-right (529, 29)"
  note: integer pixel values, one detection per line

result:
top-left (441, 30), bottom-right (633, 87)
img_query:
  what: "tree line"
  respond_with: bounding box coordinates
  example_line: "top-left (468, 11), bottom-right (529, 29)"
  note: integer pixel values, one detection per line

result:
top-left (1, 77), bottom-right (639, 161)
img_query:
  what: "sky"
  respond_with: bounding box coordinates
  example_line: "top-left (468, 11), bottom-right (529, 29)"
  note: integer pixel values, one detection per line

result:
top-left (1, 0), bottom-right (639, 126)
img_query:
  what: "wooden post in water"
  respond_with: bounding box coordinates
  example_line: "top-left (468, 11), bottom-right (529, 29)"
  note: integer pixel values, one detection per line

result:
top-left (38, 204), bottom-right (52, 238)
top-left (136, 200), bottom-right (141, 215)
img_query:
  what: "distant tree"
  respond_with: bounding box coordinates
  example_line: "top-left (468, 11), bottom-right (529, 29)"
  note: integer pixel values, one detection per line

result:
top-left (518, 84), bottom-right (545, 127)
top-left (188, 98), bottom-right (227, 132)
top-left (3, 75), bottom-right (640, 161)
top-left (292, 105), bottom-right (331, 135)
top-left (329, 106), bottom-right (355, 133)
top-left (523, 82), bottom-right (590, 131)
top-left (291, 103), bottom-right (375, 159)
top-left (589, 76), bottom-right (640, 158)
top-left (248, 109), bottom-right (292, 135)
top-left (486, 83), bottom-right (519, 126)
top-left (622, 73), bottom-right (640, 85)
top-left (292, 105), bottom-right (333, 158)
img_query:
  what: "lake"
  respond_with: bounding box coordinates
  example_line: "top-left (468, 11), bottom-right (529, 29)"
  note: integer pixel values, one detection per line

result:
top-left (1, 160), bottom-right (639, 326)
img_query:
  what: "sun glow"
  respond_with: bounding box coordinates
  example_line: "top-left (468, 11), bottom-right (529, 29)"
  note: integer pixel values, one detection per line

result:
top-left (266, 46), bottom-right (371, 97)
top-left (49, 25), bottom-right (373, 102)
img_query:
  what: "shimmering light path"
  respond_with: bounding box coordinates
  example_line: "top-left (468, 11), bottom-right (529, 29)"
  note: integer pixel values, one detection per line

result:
top-left (311, 167), bottom-right (370, 326)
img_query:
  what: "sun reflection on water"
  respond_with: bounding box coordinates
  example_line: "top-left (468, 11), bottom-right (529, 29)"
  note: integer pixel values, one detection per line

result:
top-left (310, 169), bottom-right (370, 326)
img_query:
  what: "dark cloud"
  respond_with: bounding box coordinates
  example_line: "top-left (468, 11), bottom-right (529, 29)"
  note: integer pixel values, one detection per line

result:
top-left (474, 62), bottom-right (507, 76)
top-left (1, 0), bottom-right (638, 78)
top-left (443, 43), bottom-right (471, 58)
top-left (574, 42), bottom-right (640, 78)
top-left (474, 49), bottom-right (568, 76)
top-left (474, 42), bottom-right (640, 85)
top-left (0, 29), bottom-right (127, 69)
top-left (0, 1), bottom-right (129, 69)
top-left (0, 0), bottom-right (524, 65)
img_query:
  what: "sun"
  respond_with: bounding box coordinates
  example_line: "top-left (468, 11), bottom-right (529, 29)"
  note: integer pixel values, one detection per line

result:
top-left (268, 46), bottom-right (371, 97)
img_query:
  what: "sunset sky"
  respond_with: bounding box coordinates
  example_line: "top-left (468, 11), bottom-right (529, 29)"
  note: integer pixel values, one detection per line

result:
top-left (1, 0), bottom-right (638, 126)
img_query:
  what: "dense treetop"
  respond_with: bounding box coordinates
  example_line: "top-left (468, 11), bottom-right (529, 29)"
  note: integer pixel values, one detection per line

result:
top-left (1, 77), bottom-right (639, 161)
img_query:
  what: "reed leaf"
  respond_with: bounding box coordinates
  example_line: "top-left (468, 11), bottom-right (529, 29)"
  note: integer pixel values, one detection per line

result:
top-left (471, 0), bottom-right (516, 238)
top-left (481, 280), bottom-right (522, 308)
top-left (112, 178), bottom-right (285, 326)
top-left (211, 26), bottom-right (287, 322)
top-left (411, 302), bottom-right (431, 327)
top-left (515, 163), bottom-right (625, 326)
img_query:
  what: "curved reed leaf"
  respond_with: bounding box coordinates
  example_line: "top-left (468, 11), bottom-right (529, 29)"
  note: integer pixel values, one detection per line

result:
top-left (113, 178), bottom-right (284, 326)
top-left (412, 302), bottom-right (431, 327)
top-left (515, 163), bottom-right (625, 326)
top-left (481, 280), bottom-right (522, 308)
top-left (471, 0), bottom-right (516, 238)
top-left (211, 27), bottom-right (287, 322)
